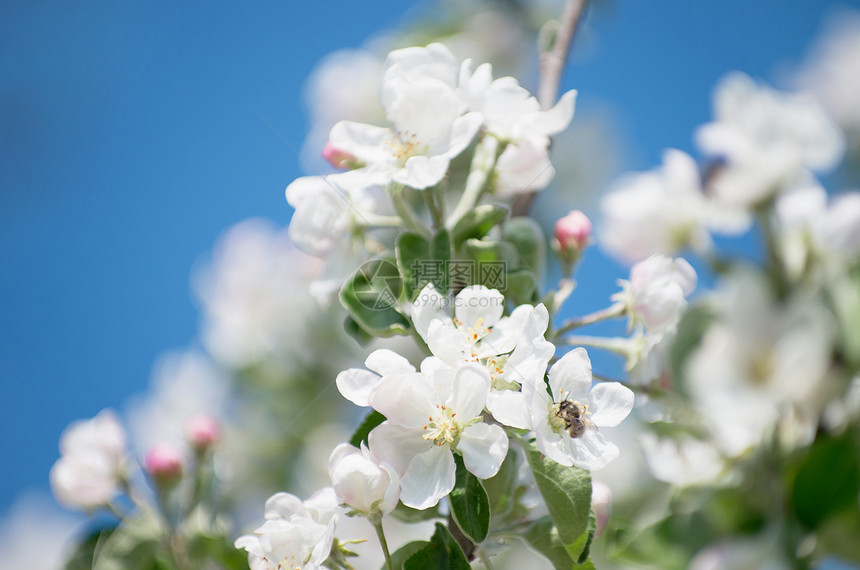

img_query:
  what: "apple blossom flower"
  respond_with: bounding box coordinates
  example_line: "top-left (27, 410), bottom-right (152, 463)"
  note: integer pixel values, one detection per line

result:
top-left (329, 44), bottom-right (482, 191)
top-left (612, 255), bottom-right (697, 336)
top-left (793, 9), bottom-right (860, 139)
top-left (525, 348), bottom-right (634, 469)
top-left (49, 409), bottom-right (127, 510)
top-left (367, 363), bottom-right (509, 509)
top-left (411, 284), bottom-right (554, 428)
top-left (328, 443), bottom-right (400, 516)
top-left (685, 272), bottom-right (834, 456)
top-left (600, 149), bottom-right (716, 263)
top-left (336, 348), bottom-right (416, 408)
top-left (235, 488), bottom-right (338, 570)
top-left (696, 72), bottom-right (844, 209)
top-left (638, 433), bottom-right (724, 487)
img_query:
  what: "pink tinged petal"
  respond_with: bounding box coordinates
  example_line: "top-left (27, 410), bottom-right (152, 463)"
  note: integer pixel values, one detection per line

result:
top-left (672, 257), bottom-right (698, 296)
top-left (371, 373), bottom-right (436, 429)
top-left (448, 364), bottom-right (491, 419)
top-left (394, 155), bottom-right (450, 189)
top-left (568, 430), bottom-right (619, 470)
top-left (400, 445), bottom-right (456, 510)
top-left (458, 423), bottom-right (509, 479)
top-left (455, 286), bottom-right (505, 329)
top-left (548, 347), bottom-right (593, 401)
top-left (328, 120), bottom-right (393, 165)
top-left (588, 383), bottom-right (635, 427)
top-left (365, 349), bottom-right (415, 376)
top-left (336, 368), bottom-right (380, 407)
top-left (486, 390), bottom-right (530, 429)
top-left (532, 89), bottom-right (578, 136)
top-left (368, 422), bottom-right (432, 475)
top-left (380, 462), bottom-right (402, 515)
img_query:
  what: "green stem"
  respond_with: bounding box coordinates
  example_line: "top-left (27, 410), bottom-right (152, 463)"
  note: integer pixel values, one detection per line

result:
top-left (448, 136), bottom-right (503, 227)
top-left (554, 302), bottom-right (625, 338)
top-left (477, 547), bottom-right (496, 570)
top-left (372, 519), bottom-right (394, 570)
top-left (425, 186), bottom-right (445, 231)
top-left (392, 185), bottom-right (432, 238)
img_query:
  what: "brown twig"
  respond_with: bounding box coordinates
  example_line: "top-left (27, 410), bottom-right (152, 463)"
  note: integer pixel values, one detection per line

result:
top-left (512, 0), bottom-right (589, 217)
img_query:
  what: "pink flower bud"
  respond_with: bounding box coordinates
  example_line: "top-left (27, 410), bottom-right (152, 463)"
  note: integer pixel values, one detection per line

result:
top-left (145, 443), bottom-right (183, 484)
top-left (591, 481), bottom-right (612, 537)
top-left (185, 414), bottom-right (221, 451)
top-left (554, 210), bottom-right (592, 253)
top-left (322, 141), bottom-right (358, 169)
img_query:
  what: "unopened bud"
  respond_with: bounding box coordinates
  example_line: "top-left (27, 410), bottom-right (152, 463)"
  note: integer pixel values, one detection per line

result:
top-left (185, 414), bottom-right (220, 452)
top-left (322, 141), bottom-right (359, 170)
top-left (554, 210), bottom-right (592, 252)
top-left (145, 443), bottom-right (183, 486)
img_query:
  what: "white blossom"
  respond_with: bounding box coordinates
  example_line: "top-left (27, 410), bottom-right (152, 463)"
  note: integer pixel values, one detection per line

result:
top-left (49, 409), bottom-right (127, 510)
top-left (696, 72), bottom-right (844, 209)
top-left (525, 348), bottom-right (634, 469)
top-left (686, 272), bottom-right (834, 456)
top-left (613, 255), bottom-right (697, 336)
top-left (235, 489), bottom-right (338, 570)
top-left (639, 433), bottom-right (724, 487)
top-left (367, 363), bottom-right (508, 509)
top-left (328, 443), bottom-right (400, 516)
top-left (600, 149), bottom-right (714, 263)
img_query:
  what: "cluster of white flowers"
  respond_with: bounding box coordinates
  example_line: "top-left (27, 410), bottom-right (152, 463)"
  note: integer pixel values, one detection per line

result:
top-left (49, 410), bottom-right (127, 510)
top-left (600, 72), bottom-right (845, 263)
top-left (287, 43), bottom-right (576, 302)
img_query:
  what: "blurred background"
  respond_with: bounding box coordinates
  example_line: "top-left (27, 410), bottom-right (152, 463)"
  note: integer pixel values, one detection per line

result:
top-left (2, 0), bottom-right (859, 564)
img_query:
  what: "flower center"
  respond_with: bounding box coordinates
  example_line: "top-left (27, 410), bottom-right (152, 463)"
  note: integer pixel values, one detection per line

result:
top-left (549, 399), bottom-right (590, 439)
top-left (387, 130), bottom-right (427, 164)
top-left (423, 404), bottom-right (461, 447)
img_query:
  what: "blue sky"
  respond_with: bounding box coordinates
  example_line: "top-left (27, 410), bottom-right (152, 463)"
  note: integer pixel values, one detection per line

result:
top-left (1, 0), bottom-right (856, 516)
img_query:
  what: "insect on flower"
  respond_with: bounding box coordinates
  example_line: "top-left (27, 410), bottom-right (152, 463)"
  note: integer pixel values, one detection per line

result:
top-left (555, 400), bottom-right (595, 439)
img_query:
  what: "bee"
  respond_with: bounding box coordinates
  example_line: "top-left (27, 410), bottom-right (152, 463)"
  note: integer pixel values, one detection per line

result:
top-left (555, 400), bottom-right (593, 439)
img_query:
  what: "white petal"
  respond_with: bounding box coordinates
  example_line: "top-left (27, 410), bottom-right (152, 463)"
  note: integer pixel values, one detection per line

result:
top-left (454, 286), bottom-right (505, 329)
top-left (365, 349), bottom-right (415, 376)
top-left (336, 368), bottom-right (380, 407)
top-left (393, 155), bottom-right (449, 189)
top-left (533, 417), bottom-right (573, 467)
top-left (443, 112), bottom-right (484, 159)
top-left (588, 383), bottom-right (635, 427)
top-left (448, 364), bottom-right (491, 419)
top-left (371, 373), bottom-right (436, 429)
top-left (264, 492), bottom-right (305, 520)
top-left (400, 446), bottom-right (456, 510)
top-left (329, 120), bottom-right (392, 165)
top-left (548, 348), bottom-right (593, 401)
top-left (411, 283), bottom-right (451, 340)
top-left (368, 422), bottom-right (432, 475)
top-left (427, 321), bottom-right (471, 366)
top-left (531, 89), bottom-right (577, 136)
top-left (458, 423), bottom-right (509, 479)
top-left (568, 430), bottom-right (618, 470)
top-left (486, 390), bottom-right (530, 429)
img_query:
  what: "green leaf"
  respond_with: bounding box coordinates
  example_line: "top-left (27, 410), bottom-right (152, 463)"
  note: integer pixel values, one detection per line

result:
top-left (64, 526), bottom-right (116, 570)
top-left (567, 511), bottom-right (596, 563)
top-left (449, 454), bottom-right (491, 543)
top-left (386, 540), bottom-right (430, 570)
top-left (523, 517), bottom-right (576, 569)
top-left (524, 443), bottom-right (592, 545)
top-left (344, 315), bottom-right (374, 347)
top-left (403, 523), bottom-right (470, 570)
top-left (463, 238), bottom-right (519, 267)
top-left (339, 258), bottom-right (409, 338)
top-left (504, 269), bottom-right (538, 306)
top-left (792, 431), bottom-right (860, 529)
top-left (396, 230), bottom-right (452, 296)
top-left (451, 204), bottom-right (508, 248)
top-left (93, 510), bottom-right (168, 570)
top-left (349, 410), bottom-right (386, 448)
top-left (390, 501), bottom-right (442, 523)
top-left (502, 217), bottom-right (546, 278)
